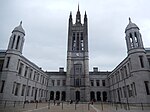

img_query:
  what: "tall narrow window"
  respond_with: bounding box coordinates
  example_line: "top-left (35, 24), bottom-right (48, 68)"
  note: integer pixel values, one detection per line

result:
top-left (130, 33), bottom-right (134, 48)
top-left (91, 80), bottom-right (94, 86)
top-left (52, 80), bottom-right (55, 86)
top-left (18, 63), bottom-right (23, 75)
top-left (0, 60), bottom-right (4, 71)
top-left (24, 66), bottom-right (28, 77)
top-left (96, 80), bottom-right (100, 86)
top-left (15, 36), bottom-right (20, 49)
top-left (81, 32), bottom-right (84, 50)
top-left (26, 86), bottom-right (30, 96)
top-left (31, 87), bottom-right (34, 96)
top-left (72, 33), bottom-right (76, 51)
top-left (139, 56), bottom-right (144, 68)
top-left (144, 81), bottom-right (150, 95)
top-left (133, 82), bottom-right (137, 96)
top-left (0, 80), bottom-right (5, 93)
top-left (11, 35), bottom-right (16, 49)
top-left (102, 80), bottom-right (105, 86)
top-left (29, 69), bottom-right (33, 79)
top-left (77, 33), bottom-right (79, 51)
top-left (12, 82), bottom-right (16, 94)
top-left (14, 83), bottom-right (20, 96)
top-left (62, 80), bottom-right (66, 86)
top-left (57, 80), bottom-right (60, 86)
top-left (21, 85), bottom-right (26, 96)
top-left (5, 57), bottom-right (10, 68)
top-left (123, 86), bottom-right (127, 98)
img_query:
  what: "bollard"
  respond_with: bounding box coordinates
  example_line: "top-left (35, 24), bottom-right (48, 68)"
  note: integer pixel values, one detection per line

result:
top-left (23, 101), bottom-right (25, 108)
top-left (75, 103), bottom-right (76, 110)
top-left (88, 103), bottom-right (90, 110)
top-left (36, 102), bottom-right (38, 109)
top-left (120, 102), bottom-right (122, 108)
top-left (101, 102), bottom-right (103, 111)
top-left (48, 101), bottom-right (50, 109)
top-left (62, 102), bottom-right (63, 110)
top-left (4, 100), bottom-right (7, 108)
top-left (141, 103), bottom-right (144, 110)
top-left (115, 104), bottom-right (117, 110)
top-left (127, 102), bottom-right (130, 110)
top-left (14, 101), bottom-right (16, 107)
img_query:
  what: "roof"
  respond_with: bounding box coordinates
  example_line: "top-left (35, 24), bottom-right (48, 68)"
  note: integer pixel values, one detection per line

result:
top-left (12, 21), bottom-right (25, 35)
top-left (125, 18), bottom-right (139, 32)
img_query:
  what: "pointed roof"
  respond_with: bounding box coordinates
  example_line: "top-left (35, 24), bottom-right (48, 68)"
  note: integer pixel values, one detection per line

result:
top-left (125, 17), bottom-right (139, 32)
top-left (12, 21), bottom-right (25, 35)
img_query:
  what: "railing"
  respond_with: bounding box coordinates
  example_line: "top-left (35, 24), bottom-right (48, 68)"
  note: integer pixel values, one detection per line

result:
top-left (0, 100), bottom-right (150, 111)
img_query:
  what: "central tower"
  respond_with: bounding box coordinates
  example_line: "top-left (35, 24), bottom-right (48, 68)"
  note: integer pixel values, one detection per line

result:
top-left (66, 6), bottom-right (90, 101)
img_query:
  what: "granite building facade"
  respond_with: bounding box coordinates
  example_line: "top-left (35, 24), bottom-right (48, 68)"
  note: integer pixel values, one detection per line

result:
top-left (0, 7), bottom-right (150, 103)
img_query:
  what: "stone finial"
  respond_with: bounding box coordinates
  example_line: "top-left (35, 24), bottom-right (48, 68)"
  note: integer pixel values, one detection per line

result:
top-left (20, 21), bottom-right (22, 26)
top-left (129, 17), bottom-right (132, 23)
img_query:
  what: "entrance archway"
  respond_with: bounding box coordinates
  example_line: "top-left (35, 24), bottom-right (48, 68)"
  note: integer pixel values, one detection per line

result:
top-left (50, 91), bottom-right (54, 100)
top-left (103, 91), bottom-right (107, 101)
top-left (90, 91), bottom-right (95, 101)
top-left (76, 91), bottom-right (80, 101)
top-left (97, 92), bottom-right (101, 101)
top-left (56, 91), bottom-right (60, 100)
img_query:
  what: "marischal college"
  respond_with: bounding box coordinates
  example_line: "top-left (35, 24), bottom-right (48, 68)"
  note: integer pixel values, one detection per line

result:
top-left (0, 6), bottom-right (150, 103)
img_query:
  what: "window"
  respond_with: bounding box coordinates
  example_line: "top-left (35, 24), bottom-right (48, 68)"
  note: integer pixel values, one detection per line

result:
top-left (102, 80), bottom-right (105, 86)
top-left (5, 57), bottom-right (10, 68)
top-left (72, 33), bottom-right (76, 51)
top-left (133, 82), bottom-right (137, 96)
top-left (134, 32), bottom-right (139, 47)
top-left (24, 66), bottom-right (28, 77)
top-left (15, 36), bottom-right (20, 49)
top-left (33, 71), bottom-right (36, 81)
top-left (75, 78), bottom-right (80, 86)
top-left (11, 35), bottom-right (16, 49)
top-left (0, 80), bottom-right (5, 93)
top-left (129, 33), bottom-right (134, 48)
top-left (91, 80), bottom-right (94, 86)
top-left (26, 86), bottom-right (30, 96)
top-left (14, 83), bottom-right (20, 96)
top-left (81, 32), bottom-right (84, 51)
top-left (148, 58), bottom-right (150, 68)
top-left (57, 80), bottom-right (60, 86)
top-left (37, 73), bottom-right (39, 82)
top-left (52, 80), bottom-right (55, 86)
top-left (74, 64), bottom-right (82, 75)
top-left (144, 81), bottom-right (150, 95)
top-left (123, 86), bottom-right (127, 98)
top-left (77, 33), bottom-right (79, 50)
top-left (0, 60), bottom-right (4, 71)
top-left (62, 80), bottom-right (66, 86)
top-left (18, 63), bottom-right (23, 75)
top-left (21, 85), bottom-right (26, 96)
top-left (96, 80), bottom-right (100, 86)
top-left (124, 66), bottom-right (128, 77)
top-left (12, 82), bottom-right (16, 94)
top-left (139, 56), bottom-right (144, 68)
top-left (29, 69), bottom-right (33, 79)
top-left (31, 87), bottom-right (34, 96)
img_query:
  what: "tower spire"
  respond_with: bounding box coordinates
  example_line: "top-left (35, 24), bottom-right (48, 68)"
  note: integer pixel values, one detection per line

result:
top-left (76, 4), bottom-right (81, 24)
top-left (78, 3), bottom-right (79, 12)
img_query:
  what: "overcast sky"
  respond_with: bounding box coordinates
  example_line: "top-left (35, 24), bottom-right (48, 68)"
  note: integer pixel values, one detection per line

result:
top-left (0, 0), bottom-right (150, 71)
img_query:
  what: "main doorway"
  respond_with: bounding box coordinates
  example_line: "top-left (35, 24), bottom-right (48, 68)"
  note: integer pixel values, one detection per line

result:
top-left (76, 91), bottom-right (80, 101)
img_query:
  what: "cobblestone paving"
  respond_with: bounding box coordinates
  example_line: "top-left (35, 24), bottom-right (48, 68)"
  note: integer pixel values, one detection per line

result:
top-left (0, 102), bottom-right (150, 112)
top-left (0, 102), bottom-right (95, 112)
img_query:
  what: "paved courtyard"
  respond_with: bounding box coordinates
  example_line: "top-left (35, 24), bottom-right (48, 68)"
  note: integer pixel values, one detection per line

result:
top-left (0, 102), bottom-right (150, 112)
